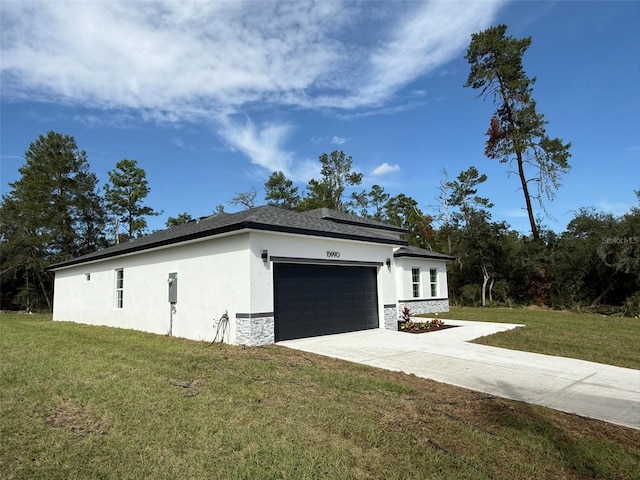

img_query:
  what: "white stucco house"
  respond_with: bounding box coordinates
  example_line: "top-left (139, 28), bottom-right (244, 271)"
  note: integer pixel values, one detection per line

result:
top-left (49, 206), bottom-right (454, 345)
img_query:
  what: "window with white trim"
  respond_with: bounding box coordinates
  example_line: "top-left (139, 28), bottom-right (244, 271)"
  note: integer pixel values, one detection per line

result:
top-left (411, 268), bottom-right (421, 298)
top-left (430, 269), bottom-right (438, 297)
top-left (115, 269), bottom-right (124, 308)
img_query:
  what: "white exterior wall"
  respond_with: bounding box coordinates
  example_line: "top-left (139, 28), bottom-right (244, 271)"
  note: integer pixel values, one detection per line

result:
top-left (53, 228), bottom-right (451, 344)
top-left (394, 256), bottom-right (450, 317)
top-left (53, 234), bottom-right (251, 343)
top-left (395, 257), bottom-right (449, 301)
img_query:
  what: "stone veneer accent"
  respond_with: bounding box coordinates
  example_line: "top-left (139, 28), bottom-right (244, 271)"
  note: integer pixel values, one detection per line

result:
top-left (398, 298), bottom-right (450, 317)
top-left (383, 304), bottom-right (398, 330)
top-left (235, 313), bottom-right (275, 346)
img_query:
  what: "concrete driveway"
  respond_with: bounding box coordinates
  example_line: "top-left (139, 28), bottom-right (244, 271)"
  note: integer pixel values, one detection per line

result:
top-left (278, 319), bottom-right (640, 430)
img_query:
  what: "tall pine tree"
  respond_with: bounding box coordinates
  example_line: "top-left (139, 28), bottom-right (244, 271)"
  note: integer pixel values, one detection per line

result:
top-left (465, 24), bottom-right (571, 240)
top-left (104, 159), bottom-right (161, 241)
top-left (0, 131), bottom-right (107, 310)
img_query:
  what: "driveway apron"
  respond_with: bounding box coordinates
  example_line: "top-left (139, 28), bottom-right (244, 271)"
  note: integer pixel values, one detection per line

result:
top-left (278, 320), bottom-right (640, 430)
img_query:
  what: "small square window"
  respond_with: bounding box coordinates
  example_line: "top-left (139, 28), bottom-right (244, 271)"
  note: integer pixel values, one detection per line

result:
top-left (85, 273), bottom-right (91, 281)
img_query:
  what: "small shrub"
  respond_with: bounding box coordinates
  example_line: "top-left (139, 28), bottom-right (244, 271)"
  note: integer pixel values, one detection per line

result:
top-left (624, 292), bottom-right (640, 317)
top-left (399, 318), bottom-right (446, 332)
top-left (459, 284), bottom-right (481, 307)
top-left (492, 279), bottom-right (511, 304)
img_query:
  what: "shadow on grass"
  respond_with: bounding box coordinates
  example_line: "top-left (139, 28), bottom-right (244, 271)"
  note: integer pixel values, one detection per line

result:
top-left (479, 383), bottom-right (640, 480)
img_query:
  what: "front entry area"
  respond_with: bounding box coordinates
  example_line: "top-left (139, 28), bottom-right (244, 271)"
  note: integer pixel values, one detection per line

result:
top-left (274, 263), bottom-right (379, 341)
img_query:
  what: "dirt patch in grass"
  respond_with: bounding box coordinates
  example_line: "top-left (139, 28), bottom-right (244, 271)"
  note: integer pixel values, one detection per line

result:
top-left (46, 398), bottom-right (109, 440)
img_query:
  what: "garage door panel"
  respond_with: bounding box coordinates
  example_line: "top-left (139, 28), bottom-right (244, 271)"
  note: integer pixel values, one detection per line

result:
top-left (274, 263), bottom-right (379, 341)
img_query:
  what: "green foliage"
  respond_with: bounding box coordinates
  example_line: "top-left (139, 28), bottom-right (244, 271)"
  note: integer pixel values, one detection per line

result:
top-left (165, 212), bottom-right (193, 227)
top-left (264, 171), bottom-right (300, 210)
top-left (298, 150), bottom-right (363, 212)
top-left (442, 166), bottom-right (507, 306)
top-left (104, 159), bottom-right (161, 240)
top-left (465, 24), bottom-right (571, 240)
top-left (0, 131), bottom-right (107, 310)
top-left (446, 166), bottom-right (493, 227)
top-left (624, 292), bottom-right (640, 317)
top-left (383, 193), bottom-right (434, 249)
top-left (458, 284), bottom-right (482, 306)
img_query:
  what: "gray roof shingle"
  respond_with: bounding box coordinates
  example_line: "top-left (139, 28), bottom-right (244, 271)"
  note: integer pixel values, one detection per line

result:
top-left (301, 208), bottom-right (407, 233)
top-left (49, 205), bottom-right (410, 270)
top-left (394, 245), bottom-right (455, 261)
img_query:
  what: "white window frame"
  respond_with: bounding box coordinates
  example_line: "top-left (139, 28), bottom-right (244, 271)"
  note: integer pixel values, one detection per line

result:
top-left (430, 268), bottom-right (438, 297)
top-left (115, 269), bottom-right (124, 309)
top-left (411, 267), bottom-right (421, 298)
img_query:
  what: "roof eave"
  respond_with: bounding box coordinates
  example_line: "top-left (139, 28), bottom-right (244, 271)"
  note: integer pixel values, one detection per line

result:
top-left (393, 252), bottom-right (456, 262)
top-left (48, 221), bottom-right (408, 270)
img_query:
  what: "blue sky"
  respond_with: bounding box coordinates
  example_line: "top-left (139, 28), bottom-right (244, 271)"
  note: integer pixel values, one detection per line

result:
top-left (2, 0), bottom-right (639, 237)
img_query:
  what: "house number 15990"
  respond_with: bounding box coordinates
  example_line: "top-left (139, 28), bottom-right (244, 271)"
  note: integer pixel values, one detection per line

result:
top-left (326, 251), bottom-right (341, 258)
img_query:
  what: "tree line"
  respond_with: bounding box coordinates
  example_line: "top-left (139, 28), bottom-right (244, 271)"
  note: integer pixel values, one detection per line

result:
top-left (0, 132), bottom-right (160, 310)
top-left (1, 24), bottom-right (637, 315)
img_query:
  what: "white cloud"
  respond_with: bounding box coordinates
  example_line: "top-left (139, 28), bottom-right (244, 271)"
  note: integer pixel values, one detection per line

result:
top-left (372, 162), bottom-right (400, 176)
top-left (331, 136), bottom-right (347, 145)
top-left (217, 116), bottom-right (294, 174)
top-left (595, 200), bottom-right (634, 216)
top-left (1, 0), bottom-right (505, 112)
top-left (502, 207), bottom-right (528, 219)
top-left (0, 0), bottom-right (506, 173)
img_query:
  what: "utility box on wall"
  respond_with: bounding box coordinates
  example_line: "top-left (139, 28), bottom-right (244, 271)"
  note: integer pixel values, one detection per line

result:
top-left (168, 272), bottom-right (178, 304)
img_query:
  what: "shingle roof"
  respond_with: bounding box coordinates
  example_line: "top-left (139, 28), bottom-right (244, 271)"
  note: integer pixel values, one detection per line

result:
top-left (301, 208), bottom-right (407, 233)
top-left (394, 245), bottom-right (456, 261)
top-left (48, 205), bottom-right (409, 270)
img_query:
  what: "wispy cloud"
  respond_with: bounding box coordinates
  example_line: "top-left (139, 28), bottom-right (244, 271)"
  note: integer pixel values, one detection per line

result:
top-left (502, 207), bottom-right (528, 219)
top-left (331, 136), bottom-right (348, 145)
top-left (217, 116), bottom-right (294, 174)
top-left (0, 0), bottom-right (506, 174)
top-left (372, 163), bottom-right (400, 176)
top-left (594, 200), bottom-right (634, 216)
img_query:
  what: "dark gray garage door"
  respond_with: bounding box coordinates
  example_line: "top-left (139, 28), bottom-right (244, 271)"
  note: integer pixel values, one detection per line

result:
top-left (274, 263), bottom-right (379, 341)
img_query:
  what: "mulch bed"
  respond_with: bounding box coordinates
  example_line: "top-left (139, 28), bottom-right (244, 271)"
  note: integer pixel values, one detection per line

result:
top-left (403, 324), bottom-right (459, 334)
top-left (399, 322), bottom-right (460, 334)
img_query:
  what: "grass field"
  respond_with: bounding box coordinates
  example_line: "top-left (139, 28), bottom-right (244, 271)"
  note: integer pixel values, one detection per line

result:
top-left (1, 313), bottom-right (639, 479)
top-left (435, 306), bottom-right (640, 370)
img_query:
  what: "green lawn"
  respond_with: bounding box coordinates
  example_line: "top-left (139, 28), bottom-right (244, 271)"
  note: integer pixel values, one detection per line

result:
top-left (435, 307), bottom-right (640, 370)
top-left (1, 313), bottom-right (639, 480)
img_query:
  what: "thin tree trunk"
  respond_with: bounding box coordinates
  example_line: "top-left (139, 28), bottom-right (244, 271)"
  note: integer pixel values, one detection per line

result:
top-left (36, 271), bottom-right (52, 311)
top-left (489, 278), bottom-right (495, 303)
top-left (496, 75), bottom-right (540, 241)
top-left (590, 284), bottom-right (613, 309)
top-left (481, 265), bottom-right (490, 307)
top-left (516, 152), bottom-right (539, 240)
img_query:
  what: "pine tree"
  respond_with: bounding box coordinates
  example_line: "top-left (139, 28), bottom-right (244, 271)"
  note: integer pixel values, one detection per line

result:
top-left (465, 24), bottom-right (571, 240)
top-left (0, 131), bottom-right (106, 310)
top-left (104, 159), bottom-right (161, 241)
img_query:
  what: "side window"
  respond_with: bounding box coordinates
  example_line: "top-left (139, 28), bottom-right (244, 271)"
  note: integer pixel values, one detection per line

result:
top-left (411, 268), bottom-right (420, 298)
top-left (430, 269), bottom-right (438, 297)
top-left (115, 269), bottom-right (124, 308)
